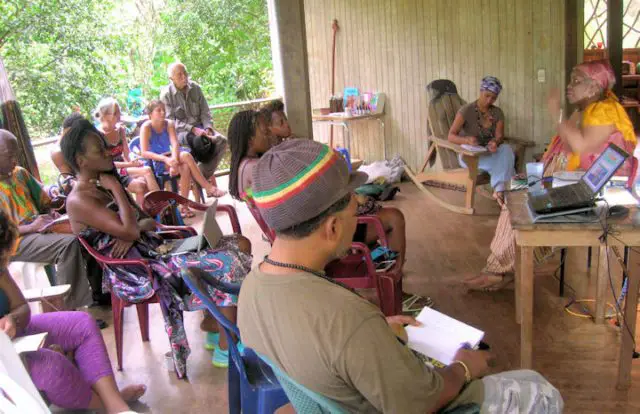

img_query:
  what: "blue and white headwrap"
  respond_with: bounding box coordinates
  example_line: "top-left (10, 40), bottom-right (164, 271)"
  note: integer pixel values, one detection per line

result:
top-left (480, 76), bottom-right (502, 95)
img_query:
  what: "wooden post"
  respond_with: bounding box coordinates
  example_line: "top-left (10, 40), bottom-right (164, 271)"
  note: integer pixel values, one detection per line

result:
top-left (608, 0), bottom-right (624, 97)
top-left (565, 0), bottom-right (581, 87)
top-left (266, 0), bottom-right (313, 138)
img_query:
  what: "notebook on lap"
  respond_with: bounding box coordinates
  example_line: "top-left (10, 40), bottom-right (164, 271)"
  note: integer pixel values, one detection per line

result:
top-left (528, 143), bottom-right (629, 215)
top-left (166, 201), bottom-right (223, 255)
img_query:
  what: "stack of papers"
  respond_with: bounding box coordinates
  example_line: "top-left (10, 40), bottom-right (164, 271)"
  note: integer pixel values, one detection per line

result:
top-left (12, 333), bottom-right (47, 354)
top-left (406, 307), bottom-right (484, 364)
top-left (460, 144), bottom-right (487, 153)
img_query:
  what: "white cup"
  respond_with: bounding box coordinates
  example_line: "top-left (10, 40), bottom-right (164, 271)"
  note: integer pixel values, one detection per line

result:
top-left (164, 351), bottom-right (174, 371)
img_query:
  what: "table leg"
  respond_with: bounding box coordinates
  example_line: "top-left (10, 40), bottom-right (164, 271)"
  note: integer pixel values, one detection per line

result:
top-left (520, 246), bottom-right (534, 369)
top-left (341, 122), bottom-right (351, 155)
top-left (595, 243), bottom-right (609, 324)
top-left (617, 247), bottom-right (640, 390)
top-left (377, 118), bottom-right (386, 160)
top-left (515, 244), bottom-right (522, 324)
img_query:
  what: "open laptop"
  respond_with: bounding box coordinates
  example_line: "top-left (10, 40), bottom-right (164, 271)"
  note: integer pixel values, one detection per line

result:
top-left (165, 201), bottom-right (223, 255)
top-left (528, 143), bottom-right (629, 215)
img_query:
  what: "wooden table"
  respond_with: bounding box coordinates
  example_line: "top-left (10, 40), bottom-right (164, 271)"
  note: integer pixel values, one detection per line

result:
top-left (312, 112), bottom-right (386, 159)
top-left (507, 190), bottom-right (640, 389)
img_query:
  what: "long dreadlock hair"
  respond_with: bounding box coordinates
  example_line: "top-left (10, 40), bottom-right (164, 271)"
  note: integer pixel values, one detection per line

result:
top-left (228, 109), bottom-right (260, 200)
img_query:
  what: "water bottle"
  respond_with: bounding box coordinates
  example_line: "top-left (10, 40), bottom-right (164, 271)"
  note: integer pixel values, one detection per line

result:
top-left (336, 147), bottom-right (352, 172)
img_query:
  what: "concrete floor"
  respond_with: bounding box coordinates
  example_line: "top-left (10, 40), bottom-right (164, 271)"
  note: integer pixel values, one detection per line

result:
top-left (30, 175), bottom-right (640, 413)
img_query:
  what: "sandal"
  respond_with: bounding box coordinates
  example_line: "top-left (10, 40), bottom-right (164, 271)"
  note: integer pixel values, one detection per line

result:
top-left (402, 294), bottom-right (434, 314)
top-left (464, 273), bottom-right (514, 291)
top-left (180, 207), bottom-right (195, 218)
top-left (207, 187), bottom-right (227, 198)
top-left (481, 276), bottom-right (515, 292)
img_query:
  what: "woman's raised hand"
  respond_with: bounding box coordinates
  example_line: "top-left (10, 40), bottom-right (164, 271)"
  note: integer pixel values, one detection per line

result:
top-left (547, 88), bottom-right (562, 121)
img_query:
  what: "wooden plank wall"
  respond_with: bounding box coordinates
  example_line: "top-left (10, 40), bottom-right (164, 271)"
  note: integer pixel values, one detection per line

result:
top-left (303, 0), bottom-right (566, 170)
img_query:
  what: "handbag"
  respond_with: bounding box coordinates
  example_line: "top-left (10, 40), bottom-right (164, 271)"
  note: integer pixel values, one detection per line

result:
top-left (187, 133), bottom-right (216, 164)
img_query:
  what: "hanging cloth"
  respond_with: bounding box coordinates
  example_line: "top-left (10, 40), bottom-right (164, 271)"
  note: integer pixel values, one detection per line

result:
top-left (0, 57), bottom-right (40, 180)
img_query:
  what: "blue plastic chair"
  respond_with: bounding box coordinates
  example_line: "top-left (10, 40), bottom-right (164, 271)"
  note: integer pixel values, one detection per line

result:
top-left (181, 267), bottom-right (289, 414)
top-left (257, 354), bottom-right (347, 414)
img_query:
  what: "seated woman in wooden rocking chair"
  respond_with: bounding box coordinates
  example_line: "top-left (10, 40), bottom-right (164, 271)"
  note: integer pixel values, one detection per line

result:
top-left (448, 76), bottom-right (515, 206)
top-left (464, 60), bottom-right (637, 291)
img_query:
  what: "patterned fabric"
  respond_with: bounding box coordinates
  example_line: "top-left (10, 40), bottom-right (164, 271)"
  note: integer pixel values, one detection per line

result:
top-left (548, 94), bottom-right (637, 172)
top-left (253, 144), bottom-right (339, 209)
top-left (0, 57), bottom-right (41, 179)
top-left (82, 227), bottom-right (251, 378)
top-left (251, 139), bottom-right (368, 232)
top-left (480, 76), bottom-right (502, 95)
top-left (104, 127), bottom-right (127, 163)
top-left (457, 102), bottom-right (505, 146)
top-left (482, 206), bottom-right (516, 275)
top-left (481, 370), bottom-right (563, 413)
top-left (355, 196), bottom-right (382, 216)
top-left (0, 166), bottom-right (50, 225)
top-left (575, 59), bottom-right (616, 91)
top-left (485, 99), bottom-right (637, 276)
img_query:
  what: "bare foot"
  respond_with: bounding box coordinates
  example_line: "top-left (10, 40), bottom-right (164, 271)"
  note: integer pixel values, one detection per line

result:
top-left (463, 273), bottom-right (503, 288)
top-left (464, 273), bottom-right (514, 291)
top-left (120, 384), bottom-right (146, 403)
top-left (200, 312), bottom-right (218, 332)
top-left (207, 187), bottom-right (227, 198)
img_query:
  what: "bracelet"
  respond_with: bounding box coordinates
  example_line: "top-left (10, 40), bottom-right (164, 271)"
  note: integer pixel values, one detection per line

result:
top-left (452, 360), bottom-right (472, 384)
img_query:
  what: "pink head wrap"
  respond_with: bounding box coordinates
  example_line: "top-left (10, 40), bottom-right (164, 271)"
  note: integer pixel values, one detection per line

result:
top-left (575, 59), bottom-right (616, 91)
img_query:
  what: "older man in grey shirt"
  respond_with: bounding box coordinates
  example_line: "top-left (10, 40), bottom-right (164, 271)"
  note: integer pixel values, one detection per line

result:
top-left (160, 62), bottom-right (227, 196)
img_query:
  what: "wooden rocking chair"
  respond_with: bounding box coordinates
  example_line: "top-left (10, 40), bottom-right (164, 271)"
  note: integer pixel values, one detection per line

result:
top-left (405, 79), bottom-right (535, 214)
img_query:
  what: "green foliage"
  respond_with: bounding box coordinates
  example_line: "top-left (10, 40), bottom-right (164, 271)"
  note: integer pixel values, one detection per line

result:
top-left (159, 0), bottom-right (274, 104)
top-left (0, 0), bottom-right (274, 138)
top-left (1, 0), bottom-right (128, 136)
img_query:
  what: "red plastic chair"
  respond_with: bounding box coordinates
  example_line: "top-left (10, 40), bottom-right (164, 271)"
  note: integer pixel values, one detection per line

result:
top-left (143, 190), bottom-right (242, 234)
top-left (245, 198), bottom-right (276, 243)
top-left (327, 216), bottom-right (402, 316)
top-left (245, 198), bottom-right (402, 316)
top-left (77, 236), bottom-right (158, 371)
top-left (77, 205), bottom-right (242, 371)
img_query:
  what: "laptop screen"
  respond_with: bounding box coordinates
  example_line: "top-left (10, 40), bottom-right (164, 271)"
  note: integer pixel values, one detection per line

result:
top-left (582, 145), bottom-right (628, 193)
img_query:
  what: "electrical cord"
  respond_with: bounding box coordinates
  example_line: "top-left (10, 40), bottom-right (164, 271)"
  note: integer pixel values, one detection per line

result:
top-left (596, 200), bottom-right (638, 355)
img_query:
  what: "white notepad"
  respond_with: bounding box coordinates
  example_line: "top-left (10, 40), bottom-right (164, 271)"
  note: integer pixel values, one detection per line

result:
top-left (406, 307), bottom-right (484, 365)
top-left (12, 333), bottom-right (48, 354)
top-left (460, 144), bottom-right (487, 153)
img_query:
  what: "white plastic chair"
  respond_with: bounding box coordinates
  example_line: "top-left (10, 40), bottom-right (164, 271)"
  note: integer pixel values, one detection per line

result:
top-left (7, 262), bottom-right (51, 291)
top-left (0, 331), bottom-right (50, 414)
top-left (7, 262), bottom-right (69, 313)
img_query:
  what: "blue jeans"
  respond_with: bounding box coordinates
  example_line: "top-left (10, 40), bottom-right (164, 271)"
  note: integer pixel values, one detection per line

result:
top-left (459, 144), bottom-right (515, 192)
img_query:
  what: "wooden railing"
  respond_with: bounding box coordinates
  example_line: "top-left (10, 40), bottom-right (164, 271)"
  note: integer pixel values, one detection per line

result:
top-left (31, 96), bottom-right (282, 184)
top-left (209, 96), bottom-right (282, 139)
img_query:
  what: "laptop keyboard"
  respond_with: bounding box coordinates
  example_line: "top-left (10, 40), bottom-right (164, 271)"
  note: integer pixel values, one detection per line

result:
top-left (548, 184), bottom-right (592, 207)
